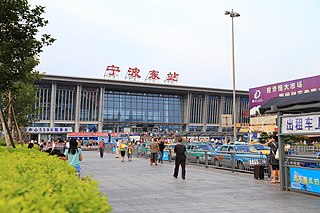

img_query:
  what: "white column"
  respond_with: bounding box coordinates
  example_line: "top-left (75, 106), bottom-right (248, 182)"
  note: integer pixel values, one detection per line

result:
top-left (202, 94), bottom-right (209, 132)
top-left (74, 85), bottom-right (82, 132)
top-left (98, 86), bottom-right (105, 132)
top-left (50, 83), bottom-right (56, 127)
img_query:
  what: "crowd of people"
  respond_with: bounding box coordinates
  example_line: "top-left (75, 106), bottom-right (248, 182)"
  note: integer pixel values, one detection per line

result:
top-left (112, 137), bottom-right (186, 179)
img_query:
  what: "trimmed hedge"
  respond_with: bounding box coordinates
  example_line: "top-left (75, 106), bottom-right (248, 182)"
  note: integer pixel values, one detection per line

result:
top-left (0, 146), bottom-right (111, 213)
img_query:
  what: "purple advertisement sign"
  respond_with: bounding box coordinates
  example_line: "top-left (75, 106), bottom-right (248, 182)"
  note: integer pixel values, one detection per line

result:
top-left (249, 75), bottom-right (320, 115)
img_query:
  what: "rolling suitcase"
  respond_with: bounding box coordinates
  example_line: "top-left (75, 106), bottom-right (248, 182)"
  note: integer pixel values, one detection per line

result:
top-left (254, 165), bottom-right (264, 180)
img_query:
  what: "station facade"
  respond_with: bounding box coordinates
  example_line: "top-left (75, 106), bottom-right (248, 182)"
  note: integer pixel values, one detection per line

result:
top-left (31, 75), bottom-right (249, 140)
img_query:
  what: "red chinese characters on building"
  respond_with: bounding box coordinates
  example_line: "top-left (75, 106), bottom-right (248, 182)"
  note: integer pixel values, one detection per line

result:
top-left (126, 67), bottom-right (141, 79)
top-left (147, 70), bottom-right (160, 80)
top-left (104, 65), bottom-right (180, 84)
top-left (165, 72), bottom-right (179, 82)
top-left (104, 65), bottom-right (121, 78)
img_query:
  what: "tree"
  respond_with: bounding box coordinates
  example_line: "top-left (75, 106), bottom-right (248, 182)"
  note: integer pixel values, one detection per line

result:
top-left (0, 0), bottom-right (55, 147)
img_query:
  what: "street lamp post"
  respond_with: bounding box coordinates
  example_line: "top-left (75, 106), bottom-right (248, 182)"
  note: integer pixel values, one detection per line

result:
top-left (225, 9), bottom-right (240, 143)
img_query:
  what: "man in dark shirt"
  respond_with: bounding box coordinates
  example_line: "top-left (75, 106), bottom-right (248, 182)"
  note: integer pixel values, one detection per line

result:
top-left (173, 137), bottom-right (186, 180)
top-left (158, 139), bottom-right (165, 164)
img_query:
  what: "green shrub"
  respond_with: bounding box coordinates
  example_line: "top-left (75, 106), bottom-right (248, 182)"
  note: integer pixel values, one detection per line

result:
top-left (0, 146), bottom-right (111, 213)
top-left (0, 139), bottom-right (6, 146)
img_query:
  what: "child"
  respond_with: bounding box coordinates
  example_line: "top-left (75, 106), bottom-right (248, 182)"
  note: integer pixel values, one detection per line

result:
top-left (127, 143), bottom-right (133, 161)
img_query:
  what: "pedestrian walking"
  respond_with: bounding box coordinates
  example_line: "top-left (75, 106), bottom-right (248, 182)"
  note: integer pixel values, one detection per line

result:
top-left (173, 137), bottom-right (186, 180)
top-left (150, 138), bottom-right (159, 166)
top-left (119, 140), bottom-right (127, 162)
top-left (115, 139), bottom-right (120, 158)
top-left (158, 139), bottom-right (165, 164)
top-left (127, 142), bottom-right (133, 161)
top-left (98, 139), bottom-right (106, 158)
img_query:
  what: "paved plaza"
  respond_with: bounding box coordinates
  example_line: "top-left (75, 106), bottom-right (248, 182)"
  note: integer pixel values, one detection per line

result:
top-left (82, 151), bottom-right (320, 213)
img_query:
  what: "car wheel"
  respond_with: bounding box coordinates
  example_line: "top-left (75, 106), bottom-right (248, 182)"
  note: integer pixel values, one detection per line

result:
top-left (214, 159), bottom-right (220, 167)
top-left (196, 157), bottom-right (201, 164)
top-left (238, 162), bottom-right (245, 170)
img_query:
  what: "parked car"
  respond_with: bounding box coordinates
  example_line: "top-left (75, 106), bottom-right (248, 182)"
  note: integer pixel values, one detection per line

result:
top-left (186, 143), bottom-right (215, 164)
top-left (138, 143), bottom-right (150, 156)
top-left (211, 144), bottom-right (267, 170)
top-left (164, 143), bottom-right (178, 160)
top-left (250, 144), bottom-right (271, 155)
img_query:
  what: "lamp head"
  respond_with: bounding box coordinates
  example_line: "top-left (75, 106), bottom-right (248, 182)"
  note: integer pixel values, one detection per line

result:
top-left (224, 11), bottom-right (231, 15)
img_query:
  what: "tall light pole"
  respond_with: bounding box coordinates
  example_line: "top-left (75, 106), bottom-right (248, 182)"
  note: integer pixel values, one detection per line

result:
top-left (225, 9), bottom-right (240, 143)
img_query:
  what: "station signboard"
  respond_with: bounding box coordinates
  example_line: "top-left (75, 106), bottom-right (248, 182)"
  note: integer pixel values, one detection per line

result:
top-left (280, 113), bottom-right (320, 134)
top-left (26, 127), bottom-right (73, 133)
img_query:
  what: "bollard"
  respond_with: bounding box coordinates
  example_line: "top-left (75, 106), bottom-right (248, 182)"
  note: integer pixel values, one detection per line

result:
top-left (204, 151), bottom-right (208, 168)
top-left (231, 153), bottom-right (235, 173)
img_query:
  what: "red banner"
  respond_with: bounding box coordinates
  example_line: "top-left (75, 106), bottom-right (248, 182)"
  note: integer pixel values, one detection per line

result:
top-left (67, 132), bottom-right (127, 137)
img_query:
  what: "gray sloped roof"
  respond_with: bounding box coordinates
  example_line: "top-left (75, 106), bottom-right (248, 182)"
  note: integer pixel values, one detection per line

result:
top-left (259, 91), bottom-right (320, 114)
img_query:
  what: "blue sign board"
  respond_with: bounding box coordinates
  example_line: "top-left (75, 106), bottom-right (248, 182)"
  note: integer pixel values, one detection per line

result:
top-left (163, 151), bottom-right (169, 161)
top-left (290, 167), bottom-right (320, 194)
top-left (252, 133), bottom-right (258, 139)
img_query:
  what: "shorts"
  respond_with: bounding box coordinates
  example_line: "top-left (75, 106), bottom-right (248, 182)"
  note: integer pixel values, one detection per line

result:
top-left (150, 153), bottom-right (157, 162)
top-left (120, 151), bottom-right (126, 157)
top-left (127, 154), bottom-right (132, 158)
top-left (74, 165), bottom-right (81, 174)
top-left (271, 164), bottom-right (279, 170)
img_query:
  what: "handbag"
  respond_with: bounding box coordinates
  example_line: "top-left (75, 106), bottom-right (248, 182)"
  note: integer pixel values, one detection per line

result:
top-left (272, 142), bottom-right (279, 160)
top-left (275, 149), bottom-right (279, 160)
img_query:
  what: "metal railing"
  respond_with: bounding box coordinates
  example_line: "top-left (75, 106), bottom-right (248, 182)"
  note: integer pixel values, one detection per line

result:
top-left (289, 146), bottom-right (320, 156)
top-left (101, 144), bottom-right (271, 177)
top-left (283, 155), bottom-right (320, 194)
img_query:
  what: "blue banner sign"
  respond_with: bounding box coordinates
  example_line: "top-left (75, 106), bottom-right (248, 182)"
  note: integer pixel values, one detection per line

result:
top-left (163, 151), bottom-right (169, 161)
top-left (26, 127), bottom-right (73, 133)
top-left (290, 167), bottom-right (320, 194)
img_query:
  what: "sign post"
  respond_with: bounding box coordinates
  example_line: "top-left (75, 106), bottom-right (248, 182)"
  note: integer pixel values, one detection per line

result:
top-left (221, 114), bottom-right (232, 143)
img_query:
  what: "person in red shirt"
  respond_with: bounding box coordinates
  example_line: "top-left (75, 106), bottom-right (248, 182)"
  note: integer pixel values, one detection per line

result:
top-left (98, 139), bottom-right (106, 158)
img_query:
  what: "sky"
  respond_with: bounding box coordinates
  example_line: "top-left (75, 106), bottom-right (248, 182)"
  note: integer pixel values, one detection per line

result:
top-left (29, 0), bottom-right (320, 91)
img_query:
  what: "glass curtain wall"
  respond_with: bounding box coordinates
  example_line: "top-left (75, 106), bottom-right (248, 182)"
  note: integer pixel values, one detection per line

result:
top-left (103, 91), bottom-right (183, 124)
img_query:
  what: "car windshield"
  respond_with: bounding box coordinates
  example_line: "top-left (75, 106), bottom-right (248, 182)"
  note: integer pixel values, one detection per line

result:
top-left (253, 144), bottom-right (265, 150)
top-left (197, 144), bottom-right (213, 151)
top-left (234, 146), bottom-right (251, 152)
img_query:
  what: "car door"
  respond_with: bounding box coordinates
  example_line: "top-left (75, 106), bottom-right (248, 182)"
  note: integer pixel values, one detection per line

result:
top-left (186, 144), bottom-right (196, 162)
top-left (215, 145), bottom-right (229, 167)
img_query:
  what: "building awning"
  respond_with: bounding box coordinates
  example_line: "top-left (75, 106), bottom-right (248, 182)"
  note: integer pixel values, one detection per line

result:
top-left (259, 91), bottom-right (320, 114)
